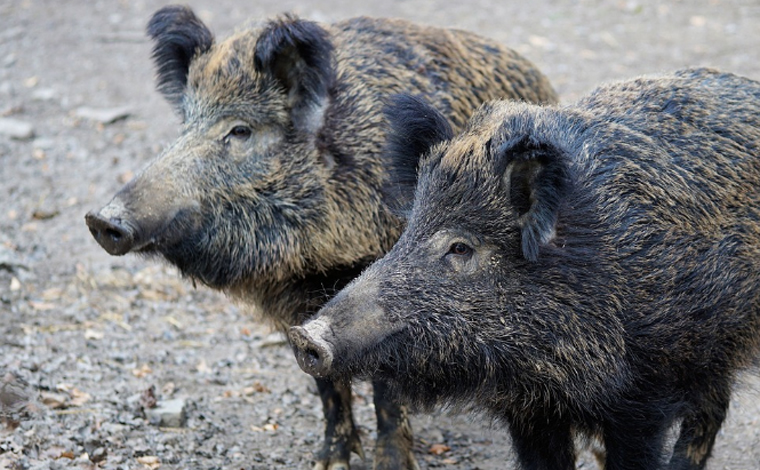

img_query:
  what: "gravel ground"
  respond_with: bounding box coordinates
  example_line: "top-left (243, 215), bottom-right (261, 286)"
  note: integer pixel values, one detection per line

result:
top-left (1, 0), bottom-right (759, 469)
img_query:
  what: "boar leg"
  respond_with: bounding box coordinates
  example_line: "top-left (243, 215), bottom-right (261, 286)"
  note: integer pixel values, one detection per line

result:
top-left (508, 414), bottom-right (575, 470)
top-left (372, 380), bottom-right (419, 470)
top-left (667, 384), bottom-right (730, 470)
top-left (314, 378), bottom-right (364, 470)
top-left (603, 412), bottom-right (669, 470)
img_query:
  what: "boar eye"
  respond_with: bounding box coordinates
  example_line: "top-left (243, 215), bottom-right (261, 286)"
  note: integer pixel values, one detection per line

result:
top-left (227, 125), bottom-right (252, 140)
top-left (447, 242), bottom-right (472, 257)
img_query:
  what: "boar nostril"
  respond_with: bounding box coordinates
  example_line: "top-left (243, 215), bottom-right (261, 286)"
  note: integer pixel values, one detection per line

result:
top-left (304, 347), bottom-right (322, 369)
top-left (85, 211), bottom-right (136, 256)
top-left (105, 228), bottom-right (123, 243)
top-left (289, 326), bottom-right (334, 377)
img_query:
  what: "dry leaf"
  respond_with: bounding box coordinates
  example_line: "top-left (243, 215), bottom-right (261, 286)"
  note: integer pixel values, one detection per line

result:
top-left (84, 329), bottom-right (104, 340)
top-left (32, 209), bottom-right (59, 220)
top-left (40, 391), bottom-right (68, 409)
top-left (139, 289), bottom-right (167, 301)
top-left (41, 287), bottom-right (64, 300)
top-left (248, 381), bottom-right (270, 394)
top-left (29, 301), bottom-right (56, 311)
top-left (429, 443), bottom-right (451, 455)
top-left (137, 455), bottom-right (161, 469)
top-left (690, 15), bottom-right (707, 27)
top-left (68, 388), bottom-right (91, 407)
top-left (132, 364), bottom-right (153, 378)
top-left (164, 316), bottom-right (182, 329)
top-left (196, 359), bottom-right (211, 374)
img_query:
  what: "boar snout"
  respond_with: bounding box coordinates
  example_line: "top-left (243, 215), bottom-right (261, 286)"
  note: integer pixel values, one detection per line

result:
top-left (85, 210), bottom-right (136, 256)
top-left (289, 321), bottom-right (335, 378)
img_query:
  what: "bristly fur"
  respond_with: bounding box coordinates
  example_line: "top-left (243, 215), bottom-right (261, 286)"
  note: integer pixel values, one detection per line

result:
top-left (147, 5), bottom-right (213, 109)
top-left (297, 68), bottom-right (760, 470)
top-left (88, 8), bottom-right (559, 470)
top-left (382, 94), bottom-right (455, 217)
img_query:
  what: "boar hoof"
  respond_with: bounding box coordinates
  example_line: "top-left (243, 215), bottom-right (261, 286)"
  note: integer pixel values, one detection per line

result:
top-left (312, 461), bottom-right (349, 470)
top-left (373, 448), bottom-right (419, 470)
top-left (290, 325), bottom-right (334, 377)
top-left (312, 434), bottom-right (362, 470)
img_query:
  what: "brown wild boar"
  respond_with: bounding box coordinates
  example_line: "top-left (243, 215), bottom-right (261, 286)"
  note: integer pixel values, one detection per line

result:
top-left (84, 5), bottom-right (558, 470)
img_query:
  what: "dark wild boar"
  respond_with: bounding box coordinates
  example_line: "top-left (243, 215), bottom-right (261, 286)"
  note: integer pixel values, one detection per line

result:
top-left (84, 5), bottom-right (558, 470)
top-left (290, 68), bottom-right (760, 470)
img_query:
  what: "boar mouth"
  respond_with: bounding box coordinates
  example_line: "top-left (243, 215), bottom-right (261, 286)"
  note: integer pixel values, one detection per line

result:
top-left (86, 206), bottom-right (201, 257)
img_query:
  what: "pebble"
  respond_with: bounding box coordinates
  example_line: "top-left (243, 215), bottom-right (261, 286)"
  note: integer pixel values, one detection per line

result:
top-left (32, 137), bottom-right (54, 150)
top-left (0, 245), bottom-right (29, 274)
top-left (74, 106), bottom-right (131, 124)
top-left (146, 398), bottom-right (187, 428)
top-left (0, 117), bottom-right (34, 139)
top-left (0, 372), bottom-right (31, 412)
top-left (31, 88), bottom-right (57, 101)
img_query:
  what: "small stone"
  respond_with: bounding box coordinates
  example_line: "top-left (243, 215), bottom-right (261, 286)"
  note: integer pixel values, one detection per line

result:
top-left (32, 137), bottom-right (54, 150)
top-left (0, 372), bottom-right (30, 411)
top-left (74, 106), bottom-right (131, 124)
top-left (22, 76), bottom-right (38, 88)
top-left (31, 88), bottom-right (57, 101)
top-left (2, 54), bottom-right (16, 68)
top-left (0, 117), bottom-right (34, 139)
top-left (89, 447), bottom-right (107, 464)
top-left (145, 398), bottom-right (187, 428)
top-left (84, 440), bottom-right (108, 464)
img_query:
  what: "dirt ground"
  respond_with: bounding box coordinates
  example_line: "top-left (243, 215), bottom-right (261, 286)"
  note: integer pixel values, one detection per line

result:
top-left (1, 0), bottom-right (759, 469)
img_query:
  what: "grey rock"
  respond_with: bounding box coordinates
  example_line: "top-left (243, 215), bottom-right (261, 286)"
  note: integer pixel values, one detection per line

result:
top-left (0, 245), bottom-right (29, 275)
top-left (31, 88), bottom-right (57, 101)
top-left (32, 137), bottom-right (55, 150)
top-left (74, 106), bottom-right (131, 124)
top-left (2, 54), bottom-right (16, 68)
top-left (0, 117), bottom-right (34, 139)
top-left (146, 398), bottom-right (187, 428)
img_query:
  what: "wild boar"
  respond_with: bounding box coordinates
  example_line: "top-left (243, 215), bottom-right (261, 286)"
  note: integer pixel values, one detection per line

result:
top-left (290, 68), bottom-right (760, 470)
top-left (84, 5), bottom-right (558, 469)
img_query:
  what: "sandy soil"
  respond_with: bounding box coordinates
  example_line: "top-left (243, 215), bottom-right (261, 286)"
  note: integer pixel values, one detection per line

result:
top-left (1, 0), bottom-right (759, 469)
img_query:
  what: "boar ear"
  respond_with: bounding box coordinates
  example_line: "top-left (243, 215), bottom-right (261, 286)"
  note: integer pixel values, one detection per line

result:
top-left (147, 5), bottom-right (214, 109)
top-left (382, 94), bottom-right (454, 216)
top-left (494, 135), bottom-right (572, 262)
top-left (254, 15), bottom-right (335, 133)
